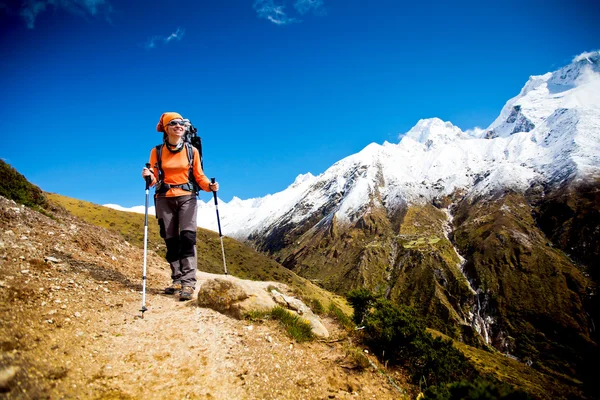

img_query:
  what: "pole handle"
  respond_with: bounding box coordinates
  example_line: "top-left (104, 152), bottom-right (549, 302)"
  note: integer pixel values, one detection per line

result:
top-left (211, 177), bottom-right (218, 203)
top-left (145, 163), bottom-right (152, 190)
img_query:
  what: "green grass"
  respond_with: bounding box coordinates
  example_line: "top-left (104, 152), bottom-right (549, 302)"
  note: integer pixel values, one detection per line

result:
top-left (328, 302), bottom-right (354, 331)
top-left (343, 345), bottom-right (371, 370)
top-left (428, 329), bottom-right (585, 400)
top-left (270, 306), bottom-right (315, 342)
top-left (245, 307), bottom-right (316, 342)
top-left (244, 310), bottom-right (272, 321)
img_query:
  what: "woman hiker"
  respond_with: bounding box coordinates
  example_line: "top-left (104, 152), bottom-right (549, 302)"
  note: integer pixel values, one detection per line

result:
top-left (141, 112), bottom-right (219, 301)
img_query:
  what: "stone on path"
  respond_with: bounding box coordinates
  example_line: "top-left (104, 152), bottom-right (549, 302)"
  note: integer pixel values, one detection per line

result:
top-left (196, 273), bottom-right (329, 338)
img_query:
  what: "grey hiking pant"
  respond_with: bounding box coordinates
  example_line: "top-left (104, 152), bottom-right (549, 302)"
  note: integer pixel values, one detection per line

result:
top-left (156, 195), bottom-right (198, 289)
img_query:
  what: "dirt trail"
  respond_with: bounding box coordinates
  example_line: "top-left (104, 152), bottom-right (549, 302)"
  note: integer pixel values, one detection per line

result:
top-left (0, 197), bottom-right (409, 399)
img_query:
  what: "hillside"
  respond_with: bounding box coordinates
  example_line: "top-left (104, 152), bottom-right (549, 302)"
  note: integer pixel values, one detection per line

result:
top-left (2, 163), bottom-right (594, 398)
top-left (169, 53), bottom-right (600, 395)
top-left (46, 193), bottom-right (351, 316)
top-left (0, 194), bottom-right (409, 399)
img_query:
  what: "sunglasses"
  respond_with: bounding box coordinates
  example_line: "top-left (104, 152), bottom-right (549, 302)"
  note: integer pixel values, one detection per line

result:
top-left (167, 119), bottom-right (186, 127)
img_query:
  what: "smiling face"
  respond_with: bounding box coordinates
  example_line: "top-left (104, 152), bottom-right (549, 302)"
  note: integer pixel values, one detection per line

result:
top-left (165, 119), bottom-right (186, 143)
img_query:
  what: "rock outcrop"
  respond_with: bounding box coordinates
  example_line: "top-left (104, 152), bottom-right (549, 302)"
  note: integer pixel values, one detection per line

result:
top-left (196, 273), bottom-right (329, 338)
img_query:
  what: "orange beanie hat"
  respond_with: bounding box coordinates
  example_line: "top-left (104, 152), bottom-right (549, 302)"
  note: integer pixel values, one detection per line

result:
top-left (156, 112), bottom-right (183, 132)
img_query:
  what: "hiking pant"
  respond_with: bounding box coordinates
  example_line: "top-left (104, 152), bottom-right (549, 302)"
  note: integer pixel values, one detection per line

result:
top-left (156, 195), bottom-right (198, 289)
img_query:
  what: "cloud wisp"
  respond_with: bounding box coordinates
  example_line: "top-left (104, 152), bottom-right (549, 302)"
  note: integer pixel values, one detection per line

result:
top-left (18, 0), bottom-right (113, 29)
top-left (572, 50), bottom-right (600, 63)
top-left (293, 0), bottom-right (325, 16)
top-left (145, 27), bottom-right (185, 50)
top-left (253, 0), bottom-right (326, 25)
top-left (253, 0), bottom-right (298, 25)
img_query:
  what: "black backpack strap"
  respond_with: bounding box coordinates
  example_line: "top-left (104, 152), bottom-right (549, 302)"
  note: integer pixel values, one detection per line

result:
top-left (190, 134), bottom-right (203, 170)
top-left (155, 144), bottom-right (164, 182)
top-left (186, 142), bottom-right (194, 169)
top-left (155, 142), bottom-right (198, 195)
top-left (185, 143), bottom-right (200, 195)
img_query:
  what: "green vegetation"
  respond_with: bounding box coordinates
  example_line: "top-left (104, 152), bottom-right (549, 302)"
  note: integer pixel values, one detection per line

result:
top-left (343, 345), bottom-right (371, 370)
top-left (402, 236), bottom-right (441, 249)
top-left (245, 307), bottom-right (316, 342)
top-left (0, 159), bottom-right (47, 209)
top-left (328, 302), bottom-right (354, 331)
top-left (270, 306), bottom-right (315, 342)
top-left (347, 289), bottom-right (476, 388)
top-left (243, 309), bottom-right (272, 321)
top-left (307, 297), bottom-right (325, 314)
top-left (452, 192), bottom-right (595, 386)
top-left (346, 287), bottom-right (375, 325)
top-left (345, 286), bottom-right (587, 398)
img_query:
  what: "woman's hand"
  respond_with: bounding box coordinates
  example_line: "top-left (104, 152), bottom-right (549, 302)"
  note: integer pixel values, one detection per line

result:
top-left (209, 181), bottom-right (219, 192)
top-left (142, 167), bottom-right (154, 180)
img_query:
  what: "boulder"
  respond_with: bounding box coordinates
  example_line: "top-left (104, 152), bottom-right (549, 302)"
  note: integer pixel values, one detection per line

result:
top-left (196, 273), bottom-right (329, 337)
top-left (270, 289), bottom-right (329, 338)
top-left (197, 278), bottom-right (272, 319)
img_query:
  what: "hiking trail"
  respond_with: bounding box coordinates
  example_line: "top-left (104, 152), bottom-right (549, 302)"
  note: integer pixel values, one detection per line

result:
top-left (0, 196), bottom-right (408, 399)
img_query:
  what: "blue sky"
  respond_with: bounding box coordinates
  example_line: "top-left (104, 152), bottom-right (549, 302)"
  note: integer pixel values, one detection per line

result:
top-left (1, 0), bottom-right (598, 207)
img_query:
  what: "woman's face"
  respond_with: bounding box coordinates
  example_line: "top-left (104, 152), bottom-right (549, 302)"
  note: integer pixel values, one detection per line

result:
top-left (165, 119), bottom-right (186, 142)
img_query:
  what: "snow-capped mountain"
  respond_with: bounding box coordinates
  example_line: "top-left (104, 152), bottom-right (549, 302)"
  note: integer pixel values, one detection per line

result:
top-left (102, 52), bottom-right (600, 371)
top-left (190, 51), bottom-right (600, 240)
top-left (106, 51), bottom-right (600, 240)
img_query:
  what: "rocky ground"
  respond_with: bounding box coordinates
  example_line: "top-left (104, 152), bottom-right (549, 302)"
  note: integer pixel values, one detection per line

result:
top-left (0, 196), bottom-right (411, 399)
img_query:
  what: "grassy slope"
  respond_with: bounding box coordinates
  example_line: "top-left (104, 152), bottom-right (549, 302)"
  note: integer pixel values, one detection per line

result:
top-left (18, 192), bottom-right (588, 398)
top-left (45, 193), bottom-right (351, 315)
top-left (453, 192), bottom-right (594, 375)
top-left (429, 329), bottom-right (585, 399)
top-left (273, 203), bottom-right (477, 341)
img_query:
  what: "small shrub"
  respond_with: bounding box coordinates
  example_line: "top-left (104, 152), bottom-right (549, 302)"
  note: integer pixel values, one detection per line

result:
top-left (362, 298), bottom-right (425, 362)
top-left (347, 287), bottom-right (376, 325)
top-left (410, 334), bottom-right (474, 387)
top-left (348, 289), bottom-right (477, 389)
top-left (0, 160), bottom-right (47, 209)
top-left (344, 346), bottom-right (371, 370)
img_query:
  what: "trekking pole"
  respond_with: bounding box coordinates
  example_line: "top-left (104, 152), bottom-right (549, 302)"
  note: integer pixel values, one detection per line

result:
top-left (141, 163), bottom-right (151, 318)
top-left (211, 178), bottom-right (228, 275)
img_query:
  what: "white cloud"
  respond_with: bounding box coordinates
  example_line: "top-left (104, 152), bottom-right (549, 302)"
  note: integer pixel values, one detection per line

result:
top-left (294, 0), bottom-right (325, 16)
top-left (253, 0), bottom-right (299, 25)
top-left (165, 27), bottom-right (185, 43)
top-left (572, 50), bottom-right (600, 63)
top-left (19, 0), bottom-right (113, 29)
top-left (145, 27), bottom-right (185, 50)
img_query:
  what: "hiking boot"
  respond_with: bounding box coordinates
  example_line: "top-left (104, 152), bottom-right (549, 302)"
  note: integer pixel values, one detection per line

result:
top-left (179, 286), bottom-right (194, 301)
top-left (164, 282), bottom-right (182, 295)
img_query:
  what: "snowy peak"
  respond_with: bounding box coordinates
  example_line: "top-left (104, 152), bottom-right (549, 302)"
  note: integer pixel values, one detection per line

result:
top-left (292, 172), bottom-right (315, 186)
top-left (548, 50), bottom-right (600, 88)
top-left (487, 50), bottom-right (600, 139)
top-left (114, 51), bottom-right (600, 241)
top-left (404, 118), bottom-right (466, 147)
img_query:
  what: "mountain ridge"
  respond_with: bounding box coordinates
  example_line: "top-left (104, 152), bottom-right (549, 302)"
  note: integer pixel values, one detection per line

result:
top-left (3, 165), bottom-right (585, 398)
top-left (104, 51), bottom-right (600, 395)
top-left (160, 51), bottom-right (600, 240)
